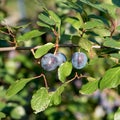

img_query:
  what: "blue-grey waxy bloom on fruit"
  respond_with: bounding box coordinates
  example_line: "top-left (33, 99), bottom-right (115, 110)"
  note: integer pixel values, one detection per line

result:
top-left (55, 52), bottom-right (67, 66)
top-left (72, 52), bottom-right (87, 69)
top-left (41, 53), bottom-right (58, 71)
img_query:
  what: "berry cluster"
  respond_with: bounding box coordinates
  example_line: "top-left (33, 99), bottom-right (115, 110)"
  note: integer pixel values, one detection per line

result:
top-left (41, 52), bottom-right (66, 71)
top-left (41, 52), bottom-right (87, 71)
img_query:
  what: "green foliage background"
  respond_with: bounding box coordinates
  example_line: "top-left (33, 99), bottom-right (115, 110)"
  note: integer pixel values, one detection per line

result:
top-left (0, 0), bottom-right (120, 120)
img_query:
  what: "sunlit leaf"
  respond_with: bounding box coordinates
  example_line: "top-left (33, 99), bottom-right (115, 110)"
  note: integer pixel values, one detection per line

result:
top-left (48, 10), bottom-right (61, 34)
top-left (82, 20), bottom-right (104, 29)
top-left (117, 25), bottom-right (120, 30)
top-left (0, 13), bottom-right (5, 21)
top-left (34, 42), bottom-right (54, 58)
top-left (11, 106), bottom-right (26, 119)
top-left (99, 67), bottom-right (120, 90)
top-left (79, 38), bottom-right (92, 52)
top-left (64, 0), bottom-right (82, 13)
top-left (0, 112), bottom-right (6, 119)
top-left (114, 107), bottom-right (120, 120)
top-left (17, 30), bottom-right (45, 42)
top-left (80, 80), bottom-right (99, 94)
top-left (13, 23), bottom-right (30, 29)
top-left (6, 77), bottom-right (37, 97)
top-left (79, 0), bottom-right (106, 12)
top-left (37, 21), bottom-right (51, 28)
top-left (58, 62), bottom-right (72, 83)
top-left (103, 38), bottom-right (120, 49)
top-left (50, 83), bottom-right (67, 105)
top-left (110, 53), bottom-right (120, 59)
top-left (64, 17), bottom-right (81, 30)
top-left (88, 14), bottom-right (109, 27)
top-left (92, 28), bottom-right (110, 37)
top-left (38, 13), bottom-right (55, 26)
top-left (31, 87), bottom-right (50, 113)
top-left (99, 3), bottom-right (117, 18)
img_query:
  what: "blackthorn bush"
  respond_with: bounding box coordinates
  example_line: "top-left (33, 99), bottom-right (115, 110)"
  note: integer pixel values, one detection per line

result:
top-left (72, 52), bottom-right (87, 69)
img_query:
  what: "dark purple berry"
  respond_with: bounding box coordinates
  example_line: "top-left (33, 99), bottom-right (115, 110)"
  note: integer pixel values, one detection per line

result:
top-left (41, 53), bottom-right (58, 71)
top-left (72, 52), bottom-right (87, 69)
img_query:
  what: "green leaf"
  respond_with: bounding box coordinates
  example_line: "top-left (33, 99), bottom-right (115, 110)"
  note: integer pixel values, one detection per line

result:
top-left (99, 67), bottom-right (120, 90)
top-left (103, 38), bottom-right (120, 49)
top-left (50, 84), bottom-right (67, 105)
top-left (82, 20), bottom-right (104, 29)
top-left (88, 14), bottom-right (109, 27)
top-left (0, 12), bottom-right (5, 21)
top-left (17, 30), bottom-right (45, 42)
top-left (6, 77), bottom-right (37, 97)
top-left (0, 112), bottom-right (6, 119)
top-left (80, 80), bottom-right (99, 94)
top-left (110, 53), bottom-right (120, 59)
top-left (72, 35), bottom-right (94, 53)
top-left (64, 17), bottom-right (81, 30)
top-left (71, 35), bottom-right (80, 45)
top-left (79, 38), bottom-right (92, 52)
top-left (37, 21), bottom-right (51, 28)
top-left (114, 107), bottom-right (120, 120)
top-left (48, 10), bottom-right (61, 34)
top-left (64, 0), bottom-right (82, 13)
top-left (13, 23), bottom-right (30, 29)
top-left (58, 62), bottom-right (72, 83)
top-left (117, 25), bottom-right (120, 30)
top-left (34, 42), bottom-right (54, 58)
top-left (99, 3), bottom-right (117, 19)
top-left (79, 0), bottom-right (106, 12)
top-left (31, 87), bottom-right (50, 113)
top-left (38, 13), bottom-right (55, 26)
top-left (48, 10), bottom-right (61, 24)
top-left (92, 28), bottom-right (110, 37)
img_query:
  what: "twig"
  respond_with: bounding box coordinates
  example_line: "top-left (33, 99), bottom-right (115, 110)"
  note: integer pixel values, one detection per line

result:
top-left (27, 73), bottom-right (49, 90)
top-left (53, 29), bottom-right (59, 55)
top-left (66, 72), bottom-right (87, 84)
top-left (41, 73), bottom-right (49, 89)
top-left (0, 44), bottom-right (80, 52)
top-left (0, 44), bottom-right (105, 52)
top-left (110, 19), bottom-right (117, 38)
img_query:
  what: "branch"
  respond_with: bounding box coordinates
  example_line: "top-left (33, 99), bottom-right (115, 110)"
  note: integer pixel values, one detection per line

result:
top-left (0, 46), bottom-right (34, 51)
top-left (0, 44), bottom-right (80, 52)
top-left (0, 44), bottom-right (105, 52)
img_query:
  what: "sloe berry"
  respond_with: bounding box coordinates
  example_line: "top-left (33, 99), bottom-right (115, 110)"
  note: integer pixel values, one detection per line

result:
top-left (41, 53), bottom-right (58, 71)
top-left (55, 52), bottom-right (67, 66)
top-left (72, 52), bottom-right (87, 69)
